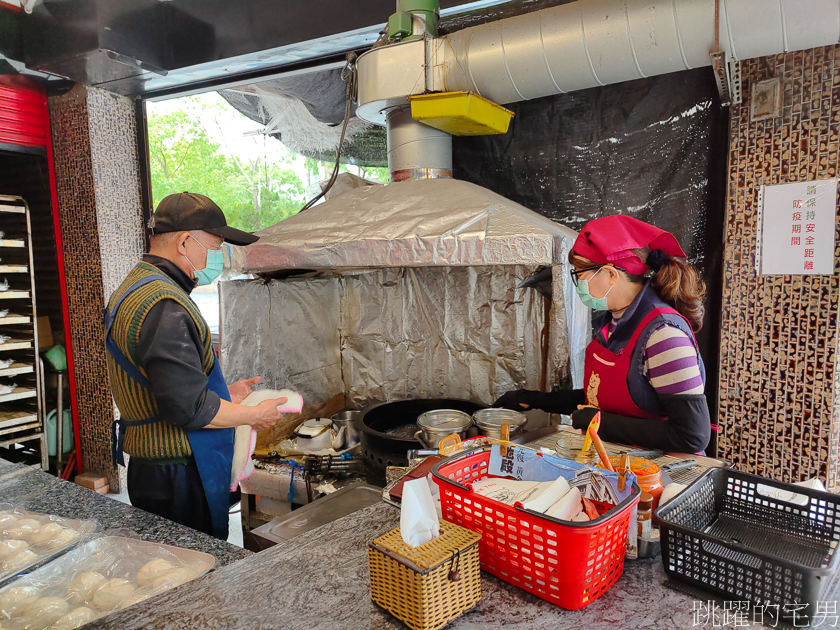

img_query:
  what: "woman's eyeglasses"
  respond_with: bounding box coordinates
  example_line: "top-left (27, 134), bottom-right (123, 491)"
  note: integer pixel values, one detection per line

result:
top-left (570, 264), bottom-right (624, 286)
top-left (570, 265), bottom-right (603, 287)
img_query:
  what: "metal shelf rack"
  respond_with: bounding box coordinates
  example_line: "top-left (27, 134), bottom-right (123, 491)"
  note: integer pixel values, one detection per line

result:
top-left (0, 195), bottom-right (47, 468)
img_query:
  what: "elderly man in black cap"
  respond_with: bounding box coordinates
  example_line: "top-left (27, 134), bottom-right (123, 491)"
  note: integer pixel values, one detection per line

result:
top-left (103, 192), bottom-right (286, 539)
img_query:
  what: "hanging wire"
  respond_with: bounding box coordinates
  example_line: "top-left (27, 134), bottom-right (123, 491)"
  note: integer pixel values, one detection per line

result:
top-left (300, 51), bottom-right (358, 212)
top-left (370, 28), bottom-right (390, 50)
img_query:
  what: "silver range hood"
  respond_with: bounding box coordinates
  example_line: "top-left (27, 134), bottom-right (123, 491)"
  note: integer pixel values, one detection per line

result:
top-left (233, 178), bottom-right (577, 272)
top-left (221, 177), bottom-right (588, 418)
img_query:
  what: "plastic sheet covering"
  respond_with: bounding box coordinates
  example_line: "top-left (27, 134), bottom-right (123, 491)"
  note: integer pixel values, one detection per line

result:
top-left (233, 178), bottom-right (578, 273)
top-left (0, 536), bottom-right (215, 628)
top-left (219, 82), bottom-right (386, 167)
top-left (220, 266), bottom-right (549, 411)
top-left (452, 70), bottom-right (725, 269)
top-left (219, 277), bottom-right (343, 410)
top-left (0, 504), bottom-right (99, 587)
top-left (341, 266), bottom-right (544, 409)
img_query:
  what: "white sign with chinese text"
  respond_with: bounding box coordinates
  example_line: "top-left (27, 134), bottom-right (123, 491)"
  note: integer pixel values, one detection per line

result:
top-left (760, 178), bottom-right (838, 275)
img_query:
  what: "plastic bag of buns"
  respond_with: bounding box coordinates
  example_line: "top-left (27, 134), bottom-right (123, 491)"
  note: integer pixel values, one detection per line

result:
top-left (0, 536), bottom-right (215, 628)
top-left (0, 504), bottom-right (98, 586)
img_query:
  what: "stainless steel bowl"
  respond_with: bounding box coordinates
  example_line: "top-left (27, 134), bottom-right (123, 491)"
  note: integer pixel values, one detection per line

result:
top-left (330, 410), bottom-right (362, 447)
top-left (472, 408), bottom-right (528, 439)
top-left (415, 409), bottom-right (473, 449)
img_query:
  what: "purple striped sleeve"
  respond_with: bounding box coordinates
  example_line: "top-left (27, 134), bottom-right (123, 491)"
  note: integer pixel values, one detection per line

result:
top-left (643, 325), bottom-right (704, 395)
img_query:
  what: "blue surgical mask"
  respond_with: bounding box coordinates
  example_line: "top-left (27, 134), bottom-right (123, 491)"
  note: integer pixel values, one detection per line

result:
top-left (575, 267), bottom-right (614, 311)
top-left (184, 236), bottom-right (225, 286)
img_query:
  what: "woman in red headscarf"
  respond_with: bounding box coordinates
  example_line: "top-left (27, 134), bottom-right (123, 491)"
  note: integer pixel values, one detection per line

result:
top-left (494, 215), bottom-right (711, 454)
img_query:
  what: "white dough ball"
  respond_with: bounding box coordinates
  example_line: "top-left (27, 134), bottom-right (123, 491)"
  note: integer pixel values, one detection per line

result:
top-left (23, 596), bottom-right (69, 630)
top-left (29, 522), bottom-right (65, 546)
top-left (0, 586), bottom-right (38, 617)
top-left (0, 539), bottom-right (28, 561)
top-left (1, 549), bottom-right (38, 572)
top-left (67, 571), bottom-right (106, 605)
top-left (4, 527), bottom-right (33, 540)
top-left (14, 519), bottom-right (41, 531)
top-left (660, 482), bottom-right (688, 507)
top-left (52, 606), bottom-right (97, 630)
top-left (0, 513), bottom-right (18, 528)
top-left (149, 567), bottom-right (194, 591)
top-left (91, 578), bottom-right (135, 611)
top-left (241, 389), bottom-right (304, 413)
top-left (4, 518), bottom-right (40, 540)
top-left (136, 559), bottom-right (175, 587)
top-left (44, 528), bottom-right (79, 550)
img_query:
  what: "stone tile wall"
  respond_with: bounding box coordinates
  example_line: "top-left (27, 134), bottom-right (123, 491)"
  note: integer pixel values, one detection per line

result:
top-left (718, 46), bottom-right (840, 490)
top-left (48, 85), bottom-right (145, 490)
top-left (87, 89), bottom-right (145, 302)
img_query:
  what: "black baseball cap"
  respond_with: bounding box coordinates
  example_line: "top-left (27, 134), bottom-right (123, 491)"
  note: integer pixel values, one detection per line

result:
top-left (149, 192), bottom-right (259, 246)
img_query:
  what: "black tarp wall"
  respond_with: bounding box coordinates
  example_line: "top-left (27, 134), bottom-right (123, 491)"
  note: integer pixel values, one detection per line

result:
top-left (453, 68), bottom-right (729, 455)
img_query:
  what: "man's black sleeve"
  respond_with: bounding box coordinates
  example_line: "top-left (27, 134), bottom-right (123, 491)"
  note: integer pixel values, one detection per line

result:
top-left (135, 300), bottom-right (221, 431)
top-left (571, 394), bottom-right (711, 453)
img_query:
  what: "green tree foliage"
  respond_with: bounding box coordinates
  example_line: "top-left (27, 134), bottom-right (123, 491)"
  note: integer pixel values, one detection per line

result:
top-left (358, 165), bottom-right (390, 182)
top-left (148, 101), bottom-right (305, 232)
top-left (302, 156), bottom-right (390, 185)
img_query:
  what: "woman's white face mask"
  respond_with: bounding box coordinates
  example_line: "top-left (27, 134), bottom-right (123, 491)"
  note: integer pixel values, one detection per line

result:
top-left (574, 267), bottom-right (614, 311)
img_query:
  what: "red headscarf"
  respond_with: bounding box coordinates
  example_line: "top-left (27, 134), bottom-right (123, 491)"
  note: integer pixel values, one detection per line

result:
top-left (572, 215), bottom-right (686, 276)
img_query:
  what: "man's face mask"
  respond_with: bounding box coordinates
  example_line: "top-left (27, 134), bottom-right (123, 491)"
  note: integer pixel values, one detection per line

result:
top-left (184, 235), bottom-right (224, 286)
top-left (574, 266), bottom-right (614, 311)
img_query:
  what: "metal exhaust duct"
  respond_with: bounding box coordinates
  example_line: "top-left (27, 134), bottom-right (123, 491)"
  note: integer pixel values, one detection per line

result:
top-left (439, 0), bottom-right (840, 105)
top-left (386, 105), bottom-right (453, 181)
top-left (358, 0), bottom-right (840, 162)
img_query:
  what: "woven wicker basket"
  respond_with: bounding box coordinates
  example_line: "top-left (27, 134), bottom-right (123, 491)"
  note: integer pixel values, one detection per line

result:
top-left (368, 521), bottom-right (482, 630)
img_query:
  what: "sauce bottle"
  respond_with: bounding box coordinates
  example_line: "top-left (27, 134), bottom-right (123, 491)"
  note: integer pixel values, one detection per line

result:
top-left (637, 492), bottom-right (654, 539)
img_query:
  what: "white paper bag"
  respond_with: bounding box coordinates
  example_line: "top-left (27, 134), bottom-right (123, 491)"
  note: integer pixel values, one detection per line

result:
top-left (400, 478), bottom-right (440, 548)
top-left (520, 477), bottom-right (571, 514)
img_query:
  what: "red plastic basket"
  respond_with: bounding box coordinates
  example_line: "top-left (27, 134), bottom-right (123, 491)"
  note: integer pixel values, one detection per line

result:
top-left (432, 446), bottom-right (640, 609)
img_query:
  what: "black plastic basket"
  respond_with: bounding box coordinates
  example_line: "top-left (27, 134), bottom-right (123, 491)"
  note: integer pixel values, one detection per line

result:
top-left (654, 468), bottom-right (840, 622)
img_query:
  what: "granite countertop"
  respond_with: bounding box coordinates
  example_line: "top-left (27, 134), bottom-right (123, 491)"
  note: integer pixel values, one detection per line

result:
top-left (84, 501), bottom-right (840, 630)
top-left (0, 460), bottom-right (250, 567)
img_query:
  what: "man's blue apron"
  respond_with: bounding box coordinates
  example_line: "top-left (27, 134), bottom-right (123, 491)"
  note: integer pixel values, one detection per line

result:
top-left (103, 275), bottom-right (234, 540)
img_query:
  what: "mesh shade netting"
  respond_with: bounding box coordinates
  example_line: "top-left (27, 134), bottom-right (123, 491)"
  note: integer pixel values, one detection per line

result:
top-left (219, 72), bottom-right (386, 166)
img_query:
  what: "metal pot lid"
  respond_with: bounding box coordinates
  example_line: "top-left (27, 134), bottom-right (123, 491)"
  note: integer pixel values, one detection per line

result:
top-left (417, 409), bottom-right (472, 431)
top-left (330, 410), bottom-right (361, 422)
top-left (295, 418), bottom-right (333, 437)
top-left (472, 408), bottom-right (527, 429)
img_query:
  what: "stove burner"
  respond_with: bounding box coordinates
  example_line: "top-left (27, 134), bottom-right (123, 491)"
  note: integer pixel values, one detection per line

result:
top-left (357, 398), bottom-right (484, 486)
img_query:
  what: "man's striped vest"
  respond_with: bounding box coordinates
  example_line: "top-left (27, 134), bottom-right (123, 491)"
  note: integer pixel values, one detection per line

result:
top-left (105, 261), bottom-right (215, 464)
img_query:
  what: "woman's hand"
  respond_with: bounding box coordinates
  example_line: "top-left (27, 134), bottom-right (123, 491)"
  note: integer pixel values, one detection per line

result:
top-left (228, 376), bottom-right (262, 404)
top-left (493, 391), bottom-right (530, 410)
top-left (571, 405), bottom-right (601, 433)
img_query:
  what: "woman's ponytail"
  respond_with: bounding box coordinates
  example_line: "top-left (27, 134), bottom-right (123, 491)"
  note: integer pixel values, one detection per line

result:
top-left (649, 250), bottom-right (706, 332)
